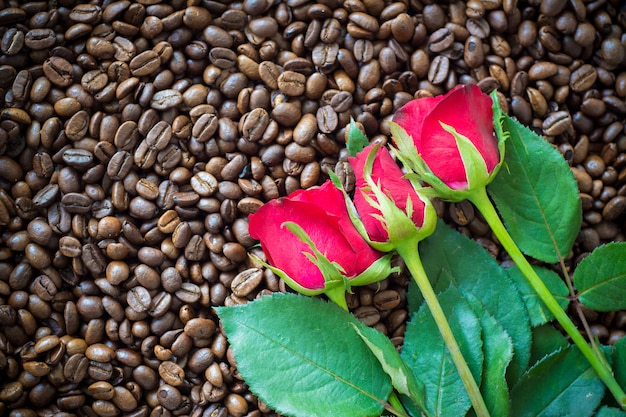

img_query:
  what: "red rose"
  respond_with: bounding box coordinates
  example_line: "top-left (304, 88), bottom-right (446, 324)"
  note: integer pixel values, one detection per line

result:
top-left (392, 84), bottom-right (499, 191)
top-left (248, 181), bottom-right (382, 291)
top-left (349, 144), bottom-right (426, 242)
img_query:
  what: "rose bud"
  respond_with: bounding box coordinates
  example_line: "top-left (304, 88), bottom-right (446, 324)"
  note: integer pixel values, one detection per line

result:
top-left (391, 85), bottom-right (505, 202)
top-left (248, 180), bottom-right (396, 308)
top-left (349, 143), bottom-right (436, 249)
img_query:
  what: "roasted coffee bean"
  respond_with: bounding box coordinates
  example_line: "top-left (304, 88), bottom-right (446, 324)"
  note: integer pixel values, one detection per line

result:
top-left (42, 56), bottom-right (74, 87)
top-left (429, 28), bottom-right (454, 53)
top-left (231, 268), bottom-right (263, 297)
top-left (278, 71), bottom-right (306, 96)
top-left (107, 151), bottom-right (133, 180)
top-left (316, 105), bottom-right (338, 134)
top-left (2, 28), bottom-right (25, 55)
top-left (130, 50), bottom-right (161, 77)
top-left (151, 89), bottom-right (183, 110)
top-left (241, 108), bottom-right (270, 142)
top-left (61, 193), bottom-right (93, 214)
top-left (542, 111), bottom-right (572, 136)
top-left (570, 64), bottom-right (597, 93)
top-left (428, 55), bottom-right (450, 85)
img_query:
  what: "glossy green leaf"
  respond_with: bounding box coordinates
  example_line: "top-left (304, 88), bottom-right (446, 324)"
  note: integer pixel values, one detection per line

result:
top-left (506, 265), bottom-right (570, 327)
top-left (402, 286), bottom-right (483, 417)
top-left (488, 113), bottom-right (582, 263)
top-left (595, 406), bottom-right (626, 417)
top-left (575, 243), bottom-right (626, 311)
top-left (216, 293), bottom-right (392, 417)
top-left (463, 291), bottom-right (514, 417)
top-left (511, 346), bottom-right (605, 417)
top-left (528, 324), bottom-right (569, 368)
top-left (347, 118), bottom-right (370, 157)
top-left (415, 220), bottom-right (531, 382)
top-left (351, 323), bottom-right (428, 415)
top-left (613, 335), bottom-right (626, 391)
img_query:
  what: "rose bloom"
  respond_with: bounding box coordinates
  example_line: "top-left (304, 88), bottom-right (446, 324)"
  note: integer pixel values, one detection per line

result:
top-left (349, 144), bottom-right (426, 242)
top-left (392, 84), bottom-right (498, 190)
top-left (248, 181), bottom-right (382, 291)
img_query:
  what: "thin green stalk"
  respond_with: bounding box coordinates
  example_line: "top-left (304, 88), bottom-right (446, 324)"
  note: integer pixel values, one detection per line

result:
top-left (397, 241), bottom-right (491, 417)
top-left (470, 187), bottom-right (626, 409)
top-left (385, 391), bottom-right (410, 417)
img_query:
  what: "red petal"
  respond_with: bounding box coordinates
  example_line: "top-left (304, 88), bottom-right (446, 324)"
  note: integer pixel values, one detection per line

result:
top-left (248, 181), bottom-right (381, 288)
top-left (421, 85), bottom-right (497, 188)
top-left (392, 95), bottom-right (446, 148)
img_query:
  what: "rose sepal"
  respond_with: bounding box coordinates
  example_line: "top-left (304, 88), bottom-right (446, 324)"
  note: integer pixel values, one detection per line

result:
top-left (255, 221), bottom-right (396, 309)
top-left (249, 254), bottom-right (328, 297)
top-left (360, 142), bottom-right (438, 248)
top-left (440, 122), bottom-right (491, 189)
top-left (490, 89), bottom-right (509, 166)
top-left (249, 220), bottom-right (350, 298)
top-left (328, 169), bottom-right (397, 251)
top-left (390, 116), bottom-right (505, 202)
top-left (389, 121), bottom-right (465, 202)
top-left (442, 91), bottom-right (508, 193)
top-left (283, 221), bottom-right (400, 306)
top-left (347, 253), bottom-right (399, 287)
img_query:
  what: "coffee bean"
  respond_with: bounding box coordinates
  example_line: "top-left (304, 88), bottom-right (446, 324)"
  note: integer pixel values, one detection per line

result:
top-left (277, 70), bottom-right (306, 96)
top-left (159, 361), bottom-right (185, 386)
top-left (1, 28), bottom-right (24, 55)
top-left (428, 55), bottom-right (450, 85)
top-left (429, 28), bottom-right (454, 53)
top-left (58, 236), bottom-right (81, 258)
top-left (357, 60), bottom-right (381, 90)
top-left (464, 36), bottom-right (484, 68)
top-left (62, 353), bottom-right (89, 384)
top-left (42, 56), bottom-right (74, 87)
top-left (126, 286), bottom-right (151, 314)
top-left (241, 108), bottom-right (270, 142)
top-left (542, 111), bottom-right (572, 136)
top-left (603, 196), bottom-right (626, 221)
top-left (0, 156), bottom-right (23, 182)
top-left (230, 268), bottom-right (263, 297)
top-left (151, 89), bottom-right (183, 110)
top-left (184, 317), bottom-right (216, 340)
top-left (107, 151), bottom-right (133, 181)
top-left (130, 50), bottom-right (161, 77)
top-left (316, 105), bottom-right (338, 134)
top-left (570, 64), bottom-right (598, 93)
top-left (528, 61), bottom-right (558, 80)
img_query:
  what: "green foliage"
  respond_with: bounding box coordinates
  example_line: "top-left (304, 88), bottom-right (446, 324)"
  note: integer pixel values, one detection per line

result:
top-left (510, 346), bottom-right (605, 417)
top-left (613, 336), bottom-right (626, 391)
top-left (528, 325), bottom-right (569, 368)
top-left (595, 406), bottom-right (626, 417)
top-left (352, 324), bottom-right (428, 416)
top-left (402, 287), bottom-right (483, 417)
top-left (574, 243), bottom-right (626, 311)
top-left (488, 113), bottom-right (582, 263)
top-left (216, 293), bottom-right (392, 417)
top-left (462, 291), bottom-right (514, 417)
top-left (506, 265), bottom-right (570, 327)
top-left (415, 220), bottom-right (531, 382)
top-left (347, 118), bottom-right (370, 157)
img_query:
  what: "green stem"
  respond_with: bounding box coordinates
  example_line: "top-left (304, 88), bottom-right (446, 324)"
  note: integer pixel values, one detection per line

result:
top-left (470, 187), bottom-right (626, 409)
top-left (385, 391), bottom-right (410, 417)
top-left (397, 242), bottom-right (491, 417)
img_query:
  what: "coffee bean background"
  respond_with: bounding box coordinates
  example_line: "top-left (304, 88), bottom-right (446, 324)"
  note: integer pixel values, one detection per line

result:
top-left (0, 0), bottom-right (625, 416)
